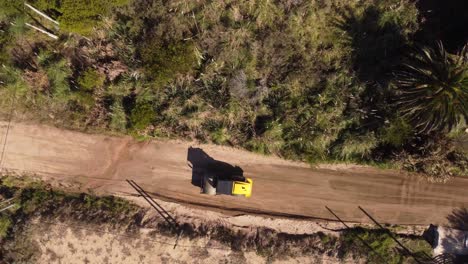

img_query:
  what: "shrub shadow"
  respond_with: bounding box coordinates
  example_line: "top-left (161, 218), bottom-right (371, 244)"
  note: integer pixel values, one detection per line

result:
top-left (415, 0), bottom-right (468, 52)
top-left (333, 6), bottom-right (408, 86)
top-left (447, 208), bottom-right (468, 231)
top-left (332, 6), bottom-right (411, 132)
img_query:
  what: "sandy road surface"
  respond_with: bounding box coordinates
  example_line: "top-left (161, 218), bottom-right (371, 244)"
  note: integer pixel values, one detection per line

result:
top-left (0, 121), bottom-right (467, 225)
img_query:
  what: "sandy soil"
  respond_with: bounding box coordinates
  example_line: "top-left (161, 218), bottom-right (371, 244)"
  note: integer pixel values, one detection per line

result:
top-left (0, 121), bottom-right (467, 225)
top-left (30, 219), bottom-right (360, 264)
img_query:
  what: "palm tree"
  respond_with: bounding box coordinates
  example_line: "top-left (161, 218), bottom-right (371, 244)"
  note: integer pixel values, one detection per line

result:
top-left (394, 41), bottom-right (467, 134)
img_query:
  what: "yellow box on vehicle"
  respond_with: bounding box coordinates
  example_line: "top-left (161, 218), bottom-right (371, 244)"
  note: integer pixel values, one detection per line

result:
top-left (232, 178), bottom-right (253, 197)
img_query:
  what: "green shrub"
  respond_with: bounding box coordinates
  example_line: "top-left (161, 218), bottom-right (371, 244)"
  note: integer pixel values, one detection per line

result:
top-left (341, 227), bottom-right (432, 264)
top-left (69, 91), bottom-right (95, 111)
top-left (47, 59), bottom-right (72, 100)
top-left (380, 118), bottom-right (413, 147)
top-left (33, 0), bottom-right (130, 35)
top-left (81, 193), bottom-right (134, 214)
top-left (17, 185), bottom-right (136, 219)
top-left (210, 127), bottom-right (230, 145)
top-left (0, 23), bottom-right (12, 64)
top-left (130, 100), bottom-right (155, 130)
top-left (247, 122), bottom-right (284, 155)
top-left (139, 41), bottom-right (198, 85)
top-left (0, 1), bottom-right (23, 20)
top-left (20, 188), bottom-right (55, 214)
top-left (110, 99), bottom-right (128, 132)
top-left (0, 215), bottom-right (12, 239)
top-left (337, 133), bottom-right (378, 160)
top-left (342, 228), bottom-right (399, 263)
top-left (394, 42), bottom-right (467, 134)
top-left (0, 66), bottom-right (30, 98)
top-left (78, 68), bottom-right (105, 92)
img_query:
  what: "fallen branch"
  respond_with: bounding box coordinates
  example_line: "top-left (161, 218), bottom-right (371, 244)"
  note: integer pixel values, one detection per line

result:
top-left (25, 23), bottom-right (58, 40)
top-left (25, 2), bottom-right (59, 26)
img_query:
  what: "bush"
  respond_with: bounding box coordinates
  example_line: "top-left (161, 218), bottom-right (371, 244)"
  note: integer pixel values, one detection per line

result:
top-left (210, 127), bottom-right (230, 145)
top-left (0, 23), bottom-right (12, 64)
top-left (340, 228), bottom-right (431, 264)
top-left (398, 139), bottom-right (468, 181)
top-left (0, 215), bottom-right (12, 239)
top-left (110, 99), bottom-right (128, 132)
top-left (139, 40), bottom-right (198, 86)
top-left (16, 184), bottom-right (137, 220)
top-left (337, 133), bottom-right (378, 161)
top-left (247, 121), bottom-right (284, 155)
top-left (47, 59), bottom-right (72, 100)
top-left (78, 68), bottom-right (105, 92)
top-left (0, 1), bottom-right (23, 20)
top-left (130, 100), bottom-right (155, 130)
top-left (81, 193), bottom-right (134, 215)
top-left (69, 91), bottom-right (95, 111)
top-left (33, 0), bottom-right (130, 35)
top-left (380, 118), bottom-right (413, 147)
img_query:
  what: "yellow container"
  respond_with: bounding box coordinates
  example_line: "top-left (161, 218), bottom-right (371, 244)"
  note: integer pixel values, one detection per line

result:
top-left (232, 178), bottom-right (253, 197)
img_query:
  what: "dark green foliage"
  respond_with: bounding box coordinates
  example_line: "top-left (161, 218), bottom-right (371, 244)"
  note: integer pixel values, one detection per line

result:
top-left (340, 228), bottom-right (432, 264)
top-left (77, 68), bottom-right (105, 92)
top-left (380, 118), bottom-right (413, 147)
top-left (110, 99), bottom-right (128, 132)
top-left (130, 100), bottom-right (155, 130)
top-left (396, 42), bottom-right (468, 134)
top-left (0, 215), bottom-right (12, 239)
top-left (415, 0), bottom-right (468, 52)
top-left (18, 186), bottom-right (137, 222)
top-left (335, 5), bottom-right (416, 83)
top-left (333, 2), bottom-right (418, 141)
top-left (47, 59), bottom-right (72, 98)
top-left (31, 0), bottom-right (129, 35)
top-left (139, 40), bottom-right (198, 86)
top-left (80, 193), bottom-right (135, 215)
top-left (0, 23), bottom-right (12, 64)
top-left (0, 1), bottom-right (23, 20)
top-left (395, 42), bottom-right (467, 134)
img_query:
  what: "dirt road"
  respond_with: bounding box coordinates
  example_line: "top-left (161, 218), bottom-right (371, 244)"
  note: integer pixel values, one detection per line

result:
top-left (0, 121), bottom-right (467, 225)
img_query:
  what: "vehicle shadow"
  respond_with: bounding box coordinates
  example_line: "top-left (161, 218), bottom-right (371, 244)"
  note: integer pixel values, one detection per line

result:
top-left (187, 147), bottom-right (243, 188)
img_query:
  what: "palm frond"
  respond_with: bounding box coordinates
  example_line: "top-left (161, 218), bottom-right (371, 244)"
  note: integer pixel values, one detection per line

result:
top-left (394, 41), bottom-right (468, 134)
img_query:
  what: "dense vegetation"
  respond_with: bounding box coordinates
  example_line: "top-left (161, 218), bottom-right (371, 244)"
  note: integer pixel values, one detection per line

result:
top-left (0, 0), bottom-right (466, 179)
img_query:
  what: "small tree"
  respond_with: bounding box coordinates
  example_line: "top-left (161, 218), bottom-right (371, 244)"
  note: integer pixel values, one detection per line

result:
top-left (394, 42), bottom-right (467, 134)
top-left (32, 0), bottom-right (129, 35)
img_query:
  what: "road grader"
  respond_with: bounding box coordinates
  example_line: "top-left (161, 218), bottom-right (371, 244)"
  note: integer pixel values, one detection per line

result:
top-left (188, 147), bottom-right (253, 198)
top-left (202, 171), bottom-right (253, 197)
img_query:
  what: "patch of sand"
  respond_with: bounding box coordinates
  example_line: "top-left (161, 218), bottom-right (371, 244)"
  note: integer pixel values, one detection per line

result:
top-left (31, 220), bottom-right (358, 264)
